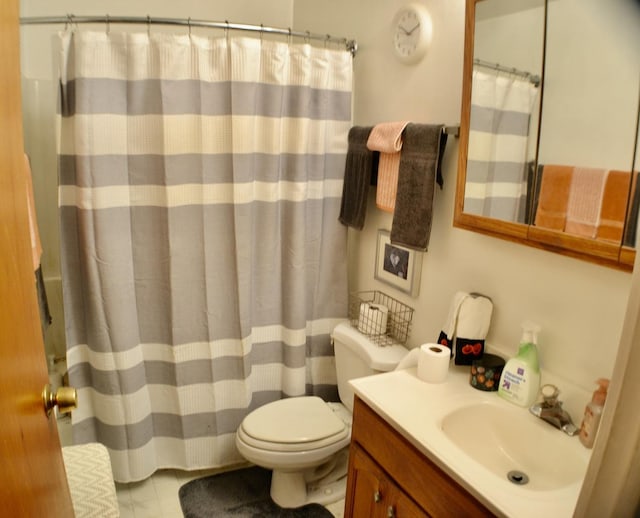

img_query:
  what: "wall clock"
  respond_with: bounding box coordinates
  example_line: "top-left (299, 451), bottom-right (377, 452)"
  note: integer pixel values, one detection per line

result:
top-left (392, 4), bottom-right (432, 64)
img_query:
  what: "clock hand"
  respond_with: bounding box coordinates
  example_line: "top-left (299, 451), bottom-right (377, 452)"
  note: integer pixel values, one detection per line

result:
top-left (398, 25), bottom-right (410, 35)
top-left (405, 22), bottom-right (420, 35)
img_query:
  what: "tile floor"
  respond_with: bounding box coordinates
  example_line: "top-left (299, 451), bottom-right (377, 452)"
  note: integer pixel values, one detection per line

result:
top-left (58, 416), bottom-right (345, 517)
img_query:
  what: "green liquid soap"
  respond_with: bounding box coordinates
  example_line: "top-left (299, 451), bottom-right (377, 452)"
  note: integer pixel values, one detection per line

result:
top-left (498, 321), bottom-right (541, 407)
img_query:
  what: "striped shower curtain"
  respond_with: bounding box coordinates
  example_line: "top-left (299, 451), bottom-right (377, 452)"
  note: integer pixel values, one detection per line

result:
top-left (464, 69), bottom-right (538, 222)
top-left (57, 30), bottom-right (352, 482)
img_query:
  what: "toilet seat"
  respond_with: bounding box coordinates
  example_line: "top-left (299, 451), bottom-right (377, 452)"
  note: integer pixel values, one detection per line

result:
top-left (238, 396), bottom-right (349, 453)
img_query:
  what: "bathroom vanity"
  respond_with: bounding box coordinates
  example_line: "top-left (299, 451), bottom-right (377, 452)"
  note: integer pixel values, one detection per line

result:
top-left (345, 396), bottom-right (492, 517)
top-left (345, 366), bottom-right (591, 517)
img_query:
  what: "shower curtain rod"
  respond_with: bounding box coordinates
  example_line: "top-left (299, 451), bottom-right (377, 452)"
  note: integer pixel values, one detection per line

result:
top-left (474, 58), bottom-right (541, 87)
top-left (20, 14), bottom-right (359, 57)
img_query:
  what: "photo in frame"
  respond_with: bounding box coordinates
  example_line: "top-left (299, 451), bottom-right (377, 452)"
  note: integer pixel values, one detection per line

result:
top-left (374, 229), bottom-right (422, 297)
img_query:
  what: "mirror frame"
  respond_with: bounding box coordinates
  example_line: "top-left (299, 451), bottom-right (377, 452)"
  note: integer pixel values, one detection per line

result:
top-left (454, 0), bottom-right (636, 272)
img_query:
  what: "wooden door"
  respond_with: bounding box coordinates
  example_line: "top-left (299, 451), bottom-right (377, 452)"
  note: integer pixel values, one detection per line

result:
top-left (346, 445), bottom-right (427, 518)
top-left (0, 1), bottom-right (74, 516)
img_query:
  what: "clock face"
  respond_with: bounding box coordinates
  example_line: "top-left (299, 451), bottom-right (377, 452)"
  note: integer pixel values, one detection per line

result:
top-left (393, 5), bottom-right (431, 64)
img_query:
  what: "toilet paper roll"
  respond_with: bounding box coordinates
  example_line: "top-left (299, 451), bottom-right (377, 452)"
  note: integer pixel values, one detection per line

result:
top-left (357, 302), bottom-right (389, 336)
top-left (417, 343), bottom-right (450, 383)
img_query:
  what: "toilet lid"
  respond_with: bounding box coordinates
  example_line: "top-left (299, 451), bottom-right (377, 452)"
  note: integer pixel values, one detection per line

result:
top-left (241, 396), bottom-right (346, 444)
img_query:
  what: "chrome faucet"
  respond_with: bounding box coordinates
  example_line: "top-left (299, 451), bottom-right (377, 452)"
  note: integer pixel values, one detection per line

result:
top-left (529, 384), bottom-right (578, 436)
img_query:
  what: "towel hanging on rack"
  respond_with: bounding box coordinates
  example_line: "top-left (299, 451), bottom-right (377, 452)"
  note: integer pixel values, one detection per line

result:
top-left (339, 123), bottom-right (450, 238)
top-left (338, 126), bottom-right (376, 230)
top-left (367, 121), bottom-right (410, 213)
top-left (390, 123), bottom-right (445, 251)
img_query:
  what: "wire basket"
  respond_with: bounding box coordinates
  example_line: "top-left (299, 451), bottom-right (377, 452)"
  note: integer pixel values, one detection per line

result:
top-left (348, 290), bottom-right (414, 346)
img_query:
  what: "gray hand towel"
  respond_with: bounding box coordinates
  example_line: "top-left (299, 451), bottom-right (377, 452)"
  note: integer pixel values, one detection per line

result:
top-left (390, 123), bottom-right (445, 251)
top-left (339, 126), bottom-right (375, 230)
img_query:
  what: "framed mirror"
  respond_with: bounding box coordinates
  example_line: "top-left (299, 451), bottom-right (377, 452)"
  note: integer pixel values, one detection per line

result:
top-left (455, 0), bottom-right (640, 270)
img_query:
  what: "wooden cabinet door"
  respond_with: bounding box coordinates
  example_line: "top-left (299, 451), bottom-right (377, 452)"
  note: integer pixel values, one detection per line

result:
top-left (347, 445), bottom-right (427, 518)
top-left (348, 446), bottom-right (387, 517)
top-left (349, 397), bottom-right (494, 517)
top-left (388, 485), bottom-right (428, 518)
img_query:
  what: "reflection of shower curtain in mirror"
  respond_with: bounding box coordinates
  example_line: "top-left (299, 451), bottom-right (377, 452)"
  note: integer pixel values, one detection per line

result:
top-left (57, 30), bottom-right (351, 482)
top-left (465, 69), bottom-right (538, 222)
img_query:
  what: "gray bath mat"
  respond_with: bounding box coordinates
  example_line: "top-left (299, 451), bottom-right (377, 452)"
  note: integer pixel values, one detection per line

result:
top-left (178, 466), bottom-right (334, 518)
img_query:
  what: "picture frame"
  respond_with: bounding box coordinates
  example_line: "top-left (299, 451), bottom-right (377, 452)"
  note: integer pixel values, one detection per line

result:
top-left (374, 229), bottom-right (422, 297)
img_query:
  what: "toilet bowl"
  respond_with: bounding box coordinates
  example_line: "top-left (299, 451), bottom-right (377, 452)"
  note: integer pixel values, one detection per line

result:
top-left (235, 396), bottom-right (352, 508)
top-left (235, 321), bottom-right (409, 508)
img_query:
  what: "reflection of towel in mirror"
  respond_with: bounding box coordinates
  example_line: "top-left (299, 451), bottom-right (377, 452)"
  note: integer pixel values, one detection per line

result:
top-left (339, 126), bottom-right (375, 230)
top-left (366, 121), bottom-right (410, 213)
top-left (565, 167), bottom-right (608, 238)
top-left (596, 170), bottom-right (631, 243)
top-left (534, 164), bottom-right (573, 231)
top-left (390, 123), bottom-right (445, 251)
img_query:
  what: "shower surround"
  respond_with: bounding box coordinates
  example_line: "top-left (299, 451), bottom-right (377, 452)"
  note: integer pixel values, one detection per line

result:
top-left (57, 29), bottom-right (352, 482)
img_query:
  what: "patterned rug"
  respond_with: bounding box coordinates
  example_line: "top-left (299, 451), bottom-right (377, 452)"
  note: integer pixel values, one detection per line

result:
top-left (178, 466), bottom-right (334, 518)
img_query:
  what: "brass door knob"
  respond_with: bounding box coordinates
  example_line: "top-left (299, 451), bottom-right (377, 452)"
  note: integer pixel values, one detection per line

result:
top-left (42, 384), bottom-right (78, 417)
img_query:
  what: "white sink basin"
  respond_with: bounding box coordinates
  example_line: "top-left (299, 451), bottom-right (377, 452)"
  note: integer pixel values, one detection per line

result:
top-left (441, 401), bottom-right (587, 491)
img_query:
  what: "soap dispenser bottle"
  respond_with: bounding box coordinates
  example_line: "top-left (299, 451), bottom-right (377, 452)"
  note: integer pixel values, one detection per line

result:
top-left (579, 378), bottom-right (609, 448)
top-left (498, 321), bottom-right (541, 407)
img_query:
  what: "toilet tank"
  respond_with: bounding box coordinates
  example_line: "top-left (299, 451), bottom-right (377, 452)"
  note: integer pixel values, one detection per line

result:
top-left (332, 321), bottom-right (409, 412)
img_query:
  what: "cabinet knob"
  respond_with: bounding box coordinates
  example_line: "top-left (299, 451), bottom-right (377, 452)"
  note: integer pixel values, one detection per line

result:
top-left (373, 490), bottom-right (382, 503)
top-left (387, 505), bottom-right (396, 518)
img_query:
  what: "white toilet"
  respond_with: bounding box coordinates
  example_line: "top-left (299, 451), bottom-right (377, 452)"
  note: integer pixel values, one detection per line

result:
top-left (235, 321), bottom-right (409, 508)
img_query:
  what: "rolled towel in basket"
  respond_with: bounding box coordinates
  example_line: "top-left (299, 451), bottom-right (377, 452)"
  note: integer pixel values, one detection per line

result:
top-left (357, 302), bottom-right (389, 336)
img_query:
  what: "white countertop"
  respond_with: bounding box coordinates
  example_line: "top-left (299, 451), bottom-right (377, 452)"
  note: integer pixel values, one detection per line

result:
top-left (349, 365), bottom-right (592, 518)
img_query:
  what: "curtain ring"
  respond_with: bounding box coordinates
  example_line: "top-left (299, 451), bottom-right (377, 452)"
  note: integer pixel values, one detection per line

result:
top-left (305, 30), bottom-right (310, 44)
top-left (66, 13), bottom-right (76, 32)
top-left (187, 17), bottom-right (192, 38)
top-left (325, 34), bottom-right (331, 48)
top-left (105, 14), bottom-right (110, 35)
top-left (260, 23), bottom-right (264, 43)
top-left (224, 20), bottom-right (229, 39)
top-left (287, 27), bottom-right (292, 45)
top-left (147, 15), bottom-right (151, 37)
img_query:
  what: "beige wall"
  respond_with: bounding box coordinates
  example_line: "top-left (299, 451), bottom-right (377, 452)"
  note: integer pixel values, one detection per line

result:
top-left (21, 0), bottom-right (633, 416)
top-left (294, 0), bottom-right (633, 418)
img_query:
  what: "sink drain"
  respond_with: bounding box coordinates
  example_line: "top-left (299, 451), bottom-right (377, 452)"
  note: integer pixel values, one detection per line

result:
top-left (507, 470), bottom-right (529, 485)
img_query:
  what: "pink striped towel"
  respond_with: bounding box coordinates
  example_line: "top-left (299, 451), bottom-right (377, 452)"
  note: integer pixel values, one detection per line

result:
top-left (565, 167), bottom-right (608, 238)
top-left (367, 121), bottom-right (410, 212)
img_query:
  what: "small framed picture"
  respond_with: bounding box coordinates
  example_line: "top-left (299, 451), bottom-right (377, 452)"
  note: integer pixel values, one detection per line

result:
top-left (374, 229), bottom-right (422, 297)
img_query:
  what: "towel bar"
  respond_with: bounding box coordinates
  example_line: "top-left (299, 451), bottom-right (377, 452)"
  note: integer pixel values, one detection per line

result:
top-left (443, 125), bottom-right (459, 137)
